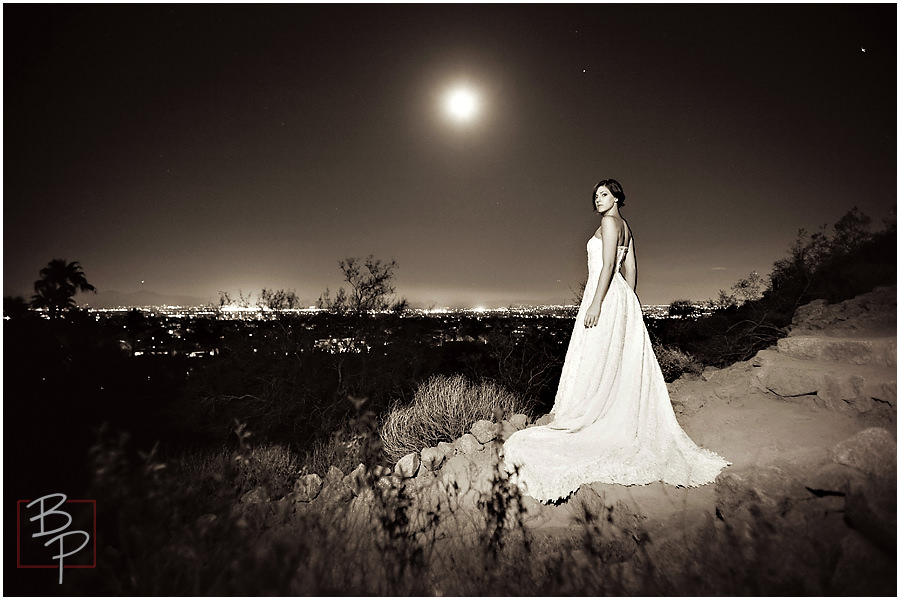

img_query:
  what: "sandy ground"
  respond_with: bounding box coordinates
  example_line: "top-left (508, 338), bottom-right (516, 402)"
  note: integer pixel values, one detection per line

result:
top-left (514, 357), bottom-right (888, 540)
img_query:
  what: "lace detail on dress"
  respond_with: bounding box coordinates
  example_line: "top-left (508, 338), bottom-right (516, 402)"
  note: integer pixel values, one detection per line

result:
top-left (501, 234), bottom-right (729, 503)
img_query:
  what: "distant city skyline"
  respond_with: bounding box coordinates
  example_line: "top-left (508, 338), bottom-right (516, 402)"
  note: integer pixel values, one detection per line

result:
top-left (5, 5), bottom-right (896, 308)
top-left (71, 285), bottom-right (701, 312)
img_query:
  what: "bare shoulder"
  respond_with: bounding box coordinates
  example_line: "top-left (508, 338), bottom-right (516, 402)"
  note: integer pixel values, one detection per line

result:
top-left (599, 215), bottom-right (625, 242)
top-left (599, 215), bottom-right (620, 231)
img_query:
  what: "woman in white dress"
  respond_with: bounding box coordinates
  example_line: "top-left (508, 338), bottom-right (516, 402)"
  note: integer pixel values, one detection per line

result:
top-left (502, 179), bottom-right (729, 503)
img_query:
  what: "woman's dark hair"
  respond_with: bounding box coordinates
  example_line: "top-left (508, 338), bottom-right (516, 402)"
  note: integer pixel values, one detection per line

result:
top-left (591, 179), bottom-right (626, 209)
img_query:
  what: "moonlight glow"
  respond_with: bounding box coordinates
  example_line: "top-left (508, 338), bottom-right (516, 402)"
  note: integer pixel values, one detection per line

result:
top-left (444, 87), bottom-right (479, 121)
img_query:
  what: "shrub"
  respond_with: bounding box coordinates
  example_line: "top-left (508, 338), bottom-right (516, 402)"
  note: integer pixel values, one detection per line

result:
top-left (301, 433), bottom-right (351, 477)
top-left (652, 341), bottom-right (703, 383)
top-left (233, 442), bottom-right (300, 498)
top-left (174, 437), bottom-right (300, 500)
top-left (301, 396), bottom-right (387, 474)
top-left (655, 209), bottom-right (896, 368)
top-left (380, 374), bottom-right (533, 463)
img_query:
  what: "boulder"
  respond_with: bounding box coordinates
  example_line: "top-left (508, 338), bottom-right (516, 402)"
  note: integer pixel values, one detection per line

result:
top-left (497, 420), bottom-right (519, 442)
top-left (320, 465), bottom-right (353, 503)
top-left (264, 497), bottom-right (292, 528)
top-left (829, 531), bottom-right (897, 595)
top-left (292, 473), bottom-right (323, 502)
top-left (438, 453), bottom-right (494, 500)
top-left (715, 465), bottom-right (805, 521)
top-left (533, 414), bottom-right (554, 427)
top-left (777, 335), bottom-right (896, 367)
top-left (844, 477), bottom-right (897, 555)
top-left (791, 285), bottom-right (896, 335)
top-left (752, 351), bottom-right (818, 397)
top-left (667, 380), bottom-right (710, 417)
top-left (437, 441), bottom-right (456, 459)
top-left (347, 487), bottom-right (379, 524)
top-left (454, 433), bottom-right (484, 454)
top-left (470, 419), bottom-right (496, 444)
top-left (343, 463), bottom-right (368, 496)
top-left (832, 427), bottom-right (897, 479)
top-left (831, 428), bottom-right (898, 555)
top-left (508, 413), bottom-right (529, 430)
top-left (323, 464), bottom-right (344, 484)
top-left (395, 452), bottom-right (421, 479)
top-left (420, 446), bottom-right (445, 471)
top-left (805, 462), bottom-right (861, 494)
top-left (753, 354), bottom-right (896, 417)
top-left (240, 486), bottom-right (268, 505)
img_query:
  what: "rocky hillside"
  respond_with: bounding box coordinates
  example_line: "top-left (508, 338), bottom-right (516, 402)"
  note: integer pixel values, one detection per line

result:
top-left (239, 286), bottom-right (896, 595)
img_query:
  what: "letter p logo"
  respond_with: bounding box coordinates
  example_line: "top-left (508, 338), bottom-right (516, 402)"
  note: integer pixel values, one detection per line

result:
top-left (17, 494), bottom-right (96, 584)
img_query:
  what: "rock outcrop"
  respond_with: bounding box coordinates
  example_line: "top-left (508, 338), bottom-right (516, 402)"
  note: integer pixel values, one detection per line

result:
top-left (751, 285), bottom-right (896, 423)
top-left (246, 286), bottom-right (896, 595)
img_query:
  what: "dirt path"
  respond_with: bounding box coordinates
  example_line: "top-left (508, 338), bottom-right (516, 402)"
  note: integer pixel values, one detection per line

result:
top-left (519, 371), bottom-right (867, 535)
top-left (472, 287), bottom-right (897, 594)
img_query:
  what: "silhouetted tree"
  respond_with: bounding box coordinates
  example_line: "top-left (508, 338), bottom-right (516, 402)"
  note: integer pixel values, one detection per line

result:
top-left (258, 288), bottom-right (300, 311)
top-left (216, 289), bottom-right (255, 310)
top-left (730, 271), bottom-right (768, 306)
top-left (4, 295), bottom-right (32, 320)
top-left (391, 296), bottom-right (410, 314)
top-left (317, 255), bottom-right (404, 314)
top-left (766, 206), bottom-right (881, 311)
top-left (667, 299), bottom-right (698, 319)
top-left (714, 289), bottom-right (737, 309)
top-left (316, 287), bottom-right (348, 313)
top-left (831, 206), bottom-right (873, 255)
top-left (768, 225), bottom-right (831, 305)
top-left (665, 207), bottom-right (893, 368)
top-left (30, 259), bottom-right (96, 319)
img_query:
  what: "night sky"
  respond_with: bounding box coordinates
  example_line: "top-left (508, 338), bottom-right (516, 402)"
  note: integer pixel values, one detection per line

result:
top-left (4, 4), bottom-right (896, 308)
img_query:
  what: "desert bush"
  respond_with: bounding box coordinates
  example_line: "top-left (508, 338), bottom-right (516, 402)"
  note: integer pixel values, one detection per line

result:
top-left (668, 299), bottom-right (700, 319)
top-left (652, 341), bottom-right (703, 382)
top-left (654, 208), bottom-right (896, 368)
top-left (234, 440), bottom-right (300, 497)
top-left (380, 374), bottom-right (533, 463)
top-left (479, 326), bottom-right (566, 408)
top-left (174, 437), bottom-right (300, 500)
top-left (301, 433), bottom-right (351, 477)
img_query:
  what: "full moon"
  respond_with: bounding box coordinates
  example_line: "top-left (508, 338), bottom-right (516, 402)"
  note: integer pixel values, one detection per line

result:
top-left (444, 87), bottom-right (479, 121)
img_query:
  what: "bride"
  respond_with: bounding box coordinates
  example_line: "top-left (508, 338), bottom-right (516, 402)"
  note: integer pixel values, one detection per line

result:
top-left (502, 179), bottom-right (729, 503)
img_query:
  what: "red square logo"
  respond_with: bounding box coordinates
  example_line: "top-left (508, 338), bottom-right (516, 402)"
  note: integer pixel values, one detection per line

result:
top-left (17, 495), bottom-right (96, 583)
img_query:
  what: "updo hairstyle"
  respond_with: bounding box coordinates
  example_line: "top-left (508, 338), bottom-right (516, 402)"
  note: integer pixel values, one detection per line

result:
top-left (591, 178), bottom-right (626, 209)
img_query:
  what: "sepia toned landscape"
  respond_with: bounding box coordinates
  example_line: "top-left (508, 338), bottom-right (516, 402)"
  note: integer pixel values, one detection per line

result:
top-left (5, 210), bottom-right (895, 595)
top-left (5, 4), bottom-right (895, 596)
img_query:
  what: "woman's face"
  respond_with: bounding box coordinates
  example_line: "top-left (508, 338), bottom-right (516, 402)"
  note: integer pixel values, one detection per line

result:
top-left (594, 186), bottom-right (617, 213)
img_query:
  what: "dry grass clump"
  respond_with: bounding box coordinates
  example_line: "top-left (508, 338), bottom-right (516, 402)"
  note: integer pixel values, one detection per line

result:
top-left (175, 440), bottom-right (300, 499)
top-left (380, 374), bottom-right (532, 463)
top-left (652, 342), bottom-right (703, 383)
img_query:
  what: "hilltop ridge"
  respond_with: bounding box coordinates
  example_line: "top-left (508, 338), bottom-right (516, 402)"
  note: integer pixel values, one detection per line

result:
top-left (255, 285), bottom-right (896, 595)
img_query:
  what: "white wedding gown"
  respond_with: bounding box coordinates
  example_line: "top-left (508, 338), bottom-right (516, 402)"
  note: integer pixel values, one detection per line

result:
top-left (502, 235), bottom-right (729, 503)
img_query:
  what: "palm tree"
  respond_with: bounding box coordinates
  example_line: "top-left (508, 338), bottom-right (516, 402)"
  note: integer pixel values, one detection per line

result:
top-left (30, 259), bottom-right (96, 319)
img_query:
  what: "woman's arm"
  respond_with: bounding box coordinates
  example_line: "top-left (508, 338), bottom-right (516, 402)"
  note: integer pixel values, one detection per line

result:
top-left (584, 216), bottom-right (620, 328)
